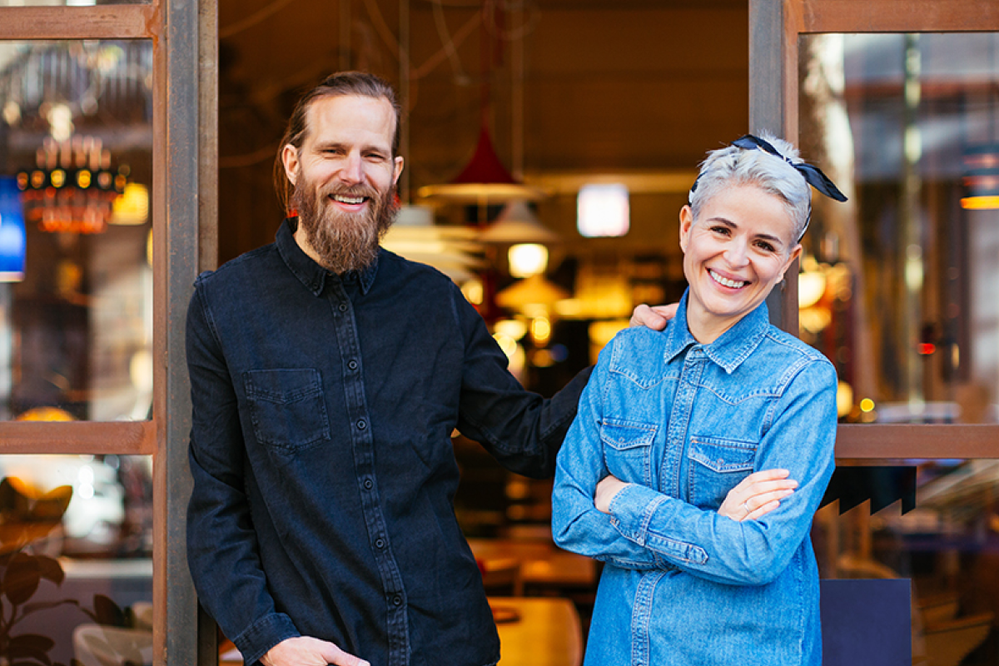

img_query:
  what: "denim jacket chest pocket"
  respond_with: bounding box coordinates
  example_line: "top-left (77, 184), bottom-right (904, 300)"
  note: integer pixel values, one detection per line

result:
top-left (243, 368), bottom-right (331, 452)
top-left (600, 419), bottom-right (658, 488)
top-left (687, 435), bottom-right (757, 509)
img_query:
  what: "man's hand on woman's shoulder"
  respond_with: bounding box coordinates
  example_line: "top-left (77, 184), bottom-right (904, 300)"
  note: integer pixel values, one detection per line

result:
top-left (630, 303), bottom-right (679, 331)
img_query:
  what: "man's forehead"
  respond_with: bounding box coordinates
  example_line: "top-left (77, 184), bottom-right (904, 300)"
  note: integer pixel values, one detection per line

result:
top-left (303, 94), bottom-right (396, 148)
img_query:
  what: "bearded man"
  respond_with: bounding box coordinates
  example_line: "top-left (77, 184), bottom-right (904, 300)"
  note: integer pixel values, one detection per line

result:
top-left (185, 71), bottom-right (600, 666)
top-left (185, 72), bottom-right (788, 666)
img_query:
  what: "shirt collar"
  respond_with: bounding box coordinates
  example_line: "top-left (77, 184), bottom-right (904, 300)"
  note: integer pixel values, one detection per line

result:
top-left (276, 218), bottom-right (380, 296)
top-left (662, 289), bottom-right (771, 373)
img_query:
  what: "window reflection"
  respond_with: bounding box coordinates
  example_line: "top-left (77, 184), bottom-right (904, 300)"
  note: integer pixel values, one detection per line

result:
top-left (0, 1), bottom-right (148, 6)
top-left (0, 40), bottom-right (153, 421)
top-left (0, 454), bottom-right (152, 666)
top-left (799, 33), bottom-right (999, 425)
top-left (816, 459), bottom-right (999, 664)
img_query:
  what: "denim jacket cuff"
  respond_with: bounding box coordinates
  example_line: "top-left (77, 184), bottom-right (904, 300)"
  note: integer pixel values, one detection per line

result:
top-left (233, 612), bottom-right (300, 666)
top-left (609, 483), bottom-right (667, 545)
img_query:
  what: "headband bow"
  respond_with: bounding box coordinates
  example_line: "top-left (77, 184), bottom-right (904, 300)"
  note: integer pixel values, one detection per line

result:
top-left (730, 134), bottom-right (847, 203)
top-left (688, 133), bottom-right (848, 242)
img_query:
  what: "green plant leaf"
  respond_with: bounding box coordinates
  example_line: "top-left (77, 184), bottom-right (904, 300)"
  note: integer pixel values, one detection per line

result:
top-left (9, 635), bottom-right (55, 652)
top-left (4, 553), bottom-right (42, 605)
top-left (34, 556), bottom-right (64, 585)
top-left (8, 645), bottom-right (53, 666)
top-left (92, 594), bottom-right (126, 627)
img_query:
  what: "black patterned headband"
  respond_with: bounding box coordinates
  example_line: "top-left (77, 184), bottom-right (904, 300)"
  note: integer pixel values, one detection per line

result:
top-left (689, 133), bottom-right (848, 241)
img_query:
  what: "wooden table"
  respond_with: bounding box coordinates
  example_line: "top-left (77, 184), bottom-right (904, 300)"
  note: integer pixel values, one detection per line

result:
top-left (489, 597), bottom-right (583, 666)
top-left (468, 538), bottom-right (597, 590)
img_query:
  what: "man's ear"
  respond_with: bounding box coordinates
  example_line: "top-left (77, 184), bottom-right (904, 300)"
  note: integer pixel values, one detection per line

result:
top-left (392, 155), bottom-right (404, 186)
top-left (281, 144), bottom-right (300, 186)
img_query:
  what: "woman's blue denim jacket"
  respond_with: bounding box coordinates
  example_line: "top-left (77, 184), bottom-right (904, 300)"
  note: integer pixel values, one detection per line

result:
top-left (552, 292), bottom-right (837, 666)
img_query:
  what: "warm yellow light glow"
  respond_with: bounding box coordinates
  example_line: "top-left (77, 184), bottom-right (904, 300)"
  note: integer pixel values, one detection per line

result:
top-left (860, 398), bottom-right (876, 413)
top-left (462, 279), bottom-right (484, 305)
top-left (836, 382), bottom-right (853, 418)
top-left (531, 316), bottom-right (551, 347)
top-left (112, 182), bottom-right (149, 225)
top-left (493, 333), bottom-right (519, 360)
top-left (508, 243), bottom-right (548, 278)
top-left (798, 271), bottom-right (827, 309)
top-left (494, 318), bottom-right (528, 340)
top-left (961, 195), bottom-right (999, 210)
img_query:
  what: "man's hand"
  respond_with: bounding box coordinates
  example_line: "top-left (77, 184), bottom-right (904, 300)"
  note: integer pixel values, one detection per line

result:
top-left (630, 303), bottom-right (679, 330)
top-left (261, 637), bottom-right (370, 666)
top-left (595, 474), bottom-right (632, 514)
top-left (718, 469), bottom-right (798, 522)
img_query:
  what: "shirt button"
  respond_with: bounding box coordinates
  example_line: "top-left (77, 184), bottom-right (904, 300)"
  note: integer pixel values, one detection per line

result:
top-left (392, 595), bottom-right (403, 607)
top-left (348, 360), bottom-right (358, 371)
top-left (357, 420), bottom-right (367, 430)
top-left (339, 303), bottom-right (348, 312)
top-left (375, 538), bottom-right (386, 549)
top-left (363, 479), bottom-right (373, 490)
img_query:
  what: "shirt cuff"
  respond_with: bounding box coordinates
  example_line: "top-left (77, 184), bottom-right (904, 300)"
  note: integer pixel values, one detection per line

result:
top-left (233, 612), bottom-right (300, 666)
top-left (608, 483), bottom-right (708, 566)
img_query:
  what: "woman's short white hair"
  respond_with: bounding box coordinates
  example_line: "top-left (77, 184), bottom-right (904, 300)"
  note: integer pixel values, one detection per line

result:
top-left (688, 132), bottom-right (812, 243)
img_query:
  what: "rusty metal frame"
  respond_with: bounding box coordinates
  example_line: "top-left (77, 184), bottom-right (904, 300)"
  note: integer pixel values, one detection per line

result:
top-left (0, 1), bottom-right (217, 665)
top-left (750, 0), bottom-right (999, 460)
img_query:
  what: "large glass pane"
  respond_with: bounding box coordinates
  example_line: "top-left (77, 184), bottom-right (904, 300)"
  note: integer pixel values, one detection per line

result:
top-left (799, 33), bottom-right (999, 426)
top-left (0, 1), bottom-right (149, 6)
top-left (0, 454), bottom-right (152, 665)
top-left (0, 40), bottom-right (153, 421)
top-left (801, 32), bottom-right (999, 664)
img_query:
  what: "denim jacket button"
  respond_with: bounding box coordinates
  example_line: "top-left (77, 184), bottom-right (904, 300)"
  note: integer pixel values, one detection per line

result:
top-left (357, 420), bottom-right (367, 430)
top-left (348, 360), bottom-right (358, 371)
top-left (363, 479), bottom-right (373, 490)
top-left (375, 538), bottom-right (386, 549)
top-left (392, 595), bottom-right (403, 606)
top-left (339, 303), bottom-right (348, 312)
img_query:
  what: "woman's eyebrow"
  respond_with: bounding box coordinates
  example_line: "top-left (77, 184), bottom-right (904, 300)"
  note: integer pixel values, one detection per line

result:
top-left (707, 217), bottom-right (785, 246)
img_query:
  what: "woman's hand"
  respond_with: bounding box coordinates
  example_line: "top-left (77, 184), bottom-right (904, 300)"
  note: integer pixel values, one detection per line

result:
top-left (719, 469), bottom-right (798, 522)
top-left (595, 474), bottom-right (632, 514)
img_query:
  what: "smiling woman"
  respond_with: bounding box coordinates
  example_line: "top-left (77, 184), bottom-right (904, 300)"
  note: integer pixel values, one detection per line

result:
top-left (552, 133), bottom-right (848, 666)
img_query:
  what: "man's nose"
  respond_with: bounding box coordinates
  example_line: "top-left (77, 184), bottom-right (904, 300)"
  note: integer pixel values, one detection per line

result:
top-left (338, 153), bottom-right (364, 185)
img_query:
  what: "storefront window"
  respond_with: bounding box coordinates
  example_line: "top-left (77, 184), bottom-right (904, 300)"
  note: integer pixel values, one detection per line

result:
top-left (802, 33), bottom-right (999, 664)
top-left (0, 453), bottom-right (152, 666)
top-left (0, 39), bottom-right (153, 421)
top-left (0, 1), bottom-right (149, 6)
top-left (799, 32), bottom-right (999, 426)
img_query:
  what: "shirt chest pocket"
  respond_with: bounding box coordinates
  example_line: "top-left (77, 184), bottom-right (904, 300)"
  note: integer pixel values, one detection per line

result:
top-left (244, 369), bottom-right (331, 452)
top-left (687, 436), bottom-right (757, 509)
top-left (600, 420), bottom-right (657, 488)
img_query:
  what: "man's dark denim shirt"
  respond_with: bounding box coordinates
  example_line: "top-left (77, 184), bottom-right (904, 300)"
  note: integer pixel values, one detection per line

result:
top-left (186, 220), bottom-right (590, 666)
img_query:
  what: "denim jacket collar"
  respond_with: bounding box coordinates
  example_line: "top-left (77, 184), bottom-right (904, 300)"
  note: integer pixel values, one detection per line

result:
top-left (276, 218), bottom-right (380, 297)
top-left (663, 289), bottom-right (771, 374)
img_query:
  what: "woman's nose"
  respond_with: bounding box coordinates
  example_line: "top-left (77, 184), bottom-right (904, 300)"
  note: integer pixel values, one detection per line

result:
top-left (724, 240), bottom-right (749, 267)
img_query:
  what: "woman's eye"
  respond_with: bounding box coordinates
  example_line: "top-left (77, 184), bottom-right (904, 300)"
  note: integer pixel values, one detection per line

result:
top-left (710, 226), bottom-right (730, 235)
top-left (755, 241), bottom-right (776, 252)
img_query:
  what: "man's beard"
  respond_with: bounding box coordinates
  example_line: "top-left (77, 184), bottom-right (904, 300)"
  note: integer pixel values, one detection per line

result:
top-left (292, 175), bottom-right (399, 274)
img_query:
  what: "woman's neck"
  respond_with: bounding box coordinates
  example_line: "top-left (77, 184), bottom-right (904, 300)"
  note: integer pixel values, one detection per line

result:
top-left (684, 302), bottom-right (737, 345)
